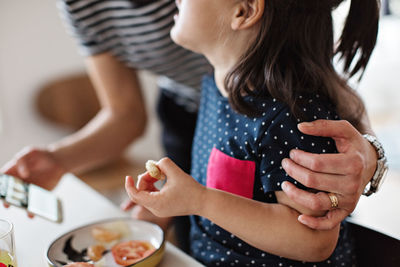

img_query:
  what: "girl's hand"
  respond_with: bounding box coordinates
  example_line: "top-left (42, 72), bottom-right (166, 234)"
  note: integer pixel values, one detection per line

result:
top-left (120, 200), bottom-right (172, 231)
top-left (281, 120), bottom-right (377, 230)
top-left (125, 157), bottom-right (206, 218)
top-left (0, 146), bottom-right (66, 190)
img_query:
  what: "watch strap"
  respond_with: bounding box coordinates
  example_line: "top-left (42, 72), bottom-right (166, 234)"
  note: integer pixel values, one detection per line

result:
top-left (362, 134), bottom-right (388, 196)
top-left (362, 134), bottom-right (385, 159)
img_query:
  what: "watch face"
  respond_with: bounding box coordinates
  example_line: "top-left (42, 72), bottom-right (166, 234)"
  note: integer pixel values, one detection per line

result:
top-left (371, 158), bottom-right (388, 192)
top-left (377, 162), bottom-right (389, 190)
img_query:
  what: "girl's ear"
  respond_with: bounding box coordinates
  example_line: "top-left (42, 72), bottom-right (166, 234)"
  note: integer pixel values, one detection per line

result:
top-left (231, 0), bottom-right (264, 30)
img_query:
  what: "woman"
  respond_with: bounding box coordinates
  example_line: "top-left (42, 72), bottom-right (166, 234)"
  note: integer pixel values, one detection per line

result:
top-left (1, 0), bottom-right (384, 253)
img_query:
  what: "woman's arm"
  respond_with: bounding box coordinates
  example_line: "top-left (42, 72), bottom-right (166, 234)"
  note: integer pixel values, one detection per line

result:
top-left (0, 52), bottom-right (147, 190)
top-left (50, 52), bottom-right (147, 173)
top-left (126, 158), bottom-right (340, 262)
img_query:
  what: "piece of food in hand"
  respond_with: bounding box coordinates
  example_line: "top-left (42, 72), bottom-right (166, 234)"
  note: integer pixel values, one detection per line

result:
top-left (63, 263), bottom-right (94, 267)
top-left (145, 160), bottom-right (165, 180)
top-left (87, 244), bottom-right (106, 261)
top-left (91, 226), bottom-right (121, 243)
top-left (111, 240), bottom-right (156, 266)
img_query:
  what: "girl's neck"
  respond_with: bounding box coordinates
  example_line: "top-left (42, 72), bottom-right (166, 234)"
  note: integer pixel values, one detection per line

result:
top-left (214, 68), bottom-right (230, 98)
top-left (206, 30), bottom-right (258, 98)
top-left (207, 45), bottom-right (243, 98)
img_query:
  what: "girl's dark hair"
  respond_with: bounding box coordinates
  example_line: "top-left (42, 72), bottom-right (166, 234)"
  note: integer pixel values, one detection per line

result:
top-left (225, 0), bottom-right (380, 131)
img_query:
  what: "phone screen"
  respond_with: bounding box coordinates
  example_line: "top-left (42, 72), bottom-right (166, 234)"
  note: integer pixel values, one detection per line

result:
top-left (0, 174), bottom-right (62, 223)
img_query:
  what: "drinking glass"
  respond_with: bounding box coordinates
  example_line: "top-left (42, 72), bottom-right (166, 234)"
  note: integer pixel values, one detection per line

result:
top-left (0, 219), bottom-right (17, 267)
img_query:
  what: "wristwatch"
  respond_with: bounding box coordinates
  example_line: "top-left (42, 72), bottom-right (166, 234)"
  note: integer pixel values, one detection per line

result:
top-left (362, 134), bottom-right (389, 196)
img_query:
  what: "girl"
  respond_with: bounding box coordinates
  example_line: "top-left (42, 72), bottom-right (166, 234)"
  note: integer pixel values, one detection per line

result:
top-left (127, 0), bottom-right (380, 265)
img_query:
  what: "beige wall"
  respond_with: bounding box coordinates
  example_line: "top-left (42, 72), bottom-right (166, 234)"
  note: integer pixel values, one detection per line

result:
top-left (0, 1), bottom-right (399, 169)
top-left (0, 0), bottom-right (163, 166)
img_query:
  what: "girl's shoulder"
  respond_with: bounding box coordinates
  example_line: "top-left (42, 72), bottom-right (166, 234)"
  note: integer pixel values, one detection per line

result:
top-left (253, 94), bottom-right (339, 150)
top-left (260, 93), bottom-right (339, 125)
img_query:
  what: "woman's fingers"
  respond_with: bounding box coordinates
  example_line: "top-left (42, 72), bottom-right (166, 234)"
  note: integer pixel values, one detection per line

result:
top-left (281, 158), bottom-right (355, 194)
top-left (281, 182), bottom-right (333, 211)
top-left (288, 149), bottom-right (362, 176)
top-left (298, 209), bottom-right (348, 230)
top-left (282, 181), bottom-right (354, 210)
top-left (2, 201), bottom-right (36, 219)
top-left (2, 148), bottom-right (66, 190)
top-left (298, 120), bottom-right (358, 141)
top-left (282, 181), bottom-right (357, 230)
top-left (0, 160), bottom-right (19, 177)
top-left (16, 158), bottom-right (30, 178)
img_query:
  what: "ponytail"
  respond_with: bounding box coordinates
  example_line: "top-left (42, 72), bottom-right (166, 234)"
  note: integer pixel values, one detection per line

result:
top-left (225, 0), bottom-right (376, 131)
top-left (335, 0), bottom-right (380, 79)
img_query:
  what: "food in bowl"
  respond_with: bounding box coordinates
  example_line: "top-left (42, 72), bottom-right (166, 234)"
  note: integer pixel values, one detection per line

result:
top-left (91, 227), bottom-right (121, 243)
top-left (52, 220), bottom-right (161, 267)
top-left (111, 240), bottom-right (155, 265)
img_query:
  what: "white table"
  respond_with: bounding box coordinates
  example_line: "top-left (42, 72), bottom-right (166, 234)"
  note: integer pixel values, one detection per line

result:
top-left (348, 171), bottom-right (400, 241)
top-left (2, 172), bottom-right (399, 267)
top-left (1, 174), bottom-right (204, 267)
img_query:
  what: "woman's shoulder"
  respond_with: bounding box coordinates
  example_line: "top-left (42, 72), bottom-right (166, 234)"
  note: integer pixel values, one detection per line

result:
top-left (59, 0), bottom-right (170, 9)
top-left (58, 0), bottom-right (175, 21)
top-left (57, 0), bottom-right (177, 54)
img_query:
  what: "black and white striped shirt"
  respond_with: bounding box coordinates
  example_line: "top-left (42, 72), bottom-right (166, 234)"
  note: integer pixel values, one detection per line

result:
top-left (57, 0), bottom-right (212, 112)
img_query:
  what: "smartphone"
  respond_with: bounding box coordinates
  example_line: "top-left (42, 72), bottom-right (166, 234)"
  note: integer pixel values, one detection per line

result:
top-left (0, 174), bottom-right (62, 223)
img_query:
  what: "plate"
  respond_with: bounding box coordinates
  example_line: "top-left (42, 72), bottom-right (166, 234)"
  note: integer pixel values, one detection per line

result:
top-left (46, 218), bottom-right (165, 267)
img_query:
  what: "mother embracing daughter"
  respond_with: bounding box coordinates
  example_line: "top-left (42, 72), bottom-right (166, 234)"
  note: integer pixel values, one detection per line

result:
top-left (126, 0), bottom-right (380, 266)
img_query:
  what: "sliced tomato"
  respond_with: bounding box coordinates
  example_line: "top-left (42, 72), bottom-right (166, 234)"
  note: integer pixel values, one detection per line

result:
top-left (111, 240), bottom-right (155, 266)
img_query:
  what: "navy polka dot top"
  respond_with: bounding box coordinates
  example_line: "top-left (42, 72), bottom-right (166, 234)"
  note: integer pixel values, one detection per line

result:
top-left (189, 75), bottom-right (356, 266)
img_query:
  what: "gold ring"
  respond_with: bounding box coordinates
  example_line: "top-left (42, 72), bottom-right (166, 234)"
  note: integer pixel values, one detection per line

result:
top-left (328, 193), bottom-right (339, 209)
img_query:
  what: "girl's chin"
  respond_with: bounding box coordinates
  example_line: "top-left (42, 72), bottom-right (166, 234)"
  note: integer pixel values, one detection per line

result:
top-left (170, 26), bottom-right (179, 43)
top-left (170, 27), bottom-right (185, 48)
top-left (170, 31), bottom-right (196, 52)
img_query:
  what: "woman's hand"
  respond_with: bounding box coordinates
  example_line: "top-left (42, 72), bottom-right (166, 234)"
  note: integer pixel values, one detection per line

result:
top-left (281, 120), bottom-right (377, 230)
top-left (125, 157), bottom-right (206, 218)
top-left (0, 146), bottom-right (66, 190)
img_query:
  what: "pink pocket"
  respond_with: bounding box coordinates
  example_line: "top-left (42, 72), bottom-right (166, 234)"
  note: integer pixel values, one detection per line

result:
top-left (206, 147), bottom-right (256, 199)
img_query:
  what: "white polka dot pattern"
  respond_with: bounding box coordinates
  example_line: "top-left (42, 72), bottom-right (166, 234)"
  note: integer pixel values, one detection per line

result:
top-left (189, 75), bottom-right (356, 266)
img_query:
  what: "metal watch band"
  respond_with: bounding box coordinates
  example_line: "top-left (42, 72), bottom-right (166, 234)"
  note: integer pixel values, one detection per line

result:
top-left (362, 134), bottom-right (385, 159)
top-left (362, 134), bottom-right (388, 196)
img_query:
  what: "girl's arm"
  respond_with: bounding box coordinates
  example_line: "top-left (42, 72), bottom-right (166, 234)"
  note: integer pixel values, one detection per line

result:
top-left (126, 158), bottom-right (340, 262)
top-left (199, 187), bottom-right (340, 262)
top-left (202, 189), bottom-right (339, 262)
